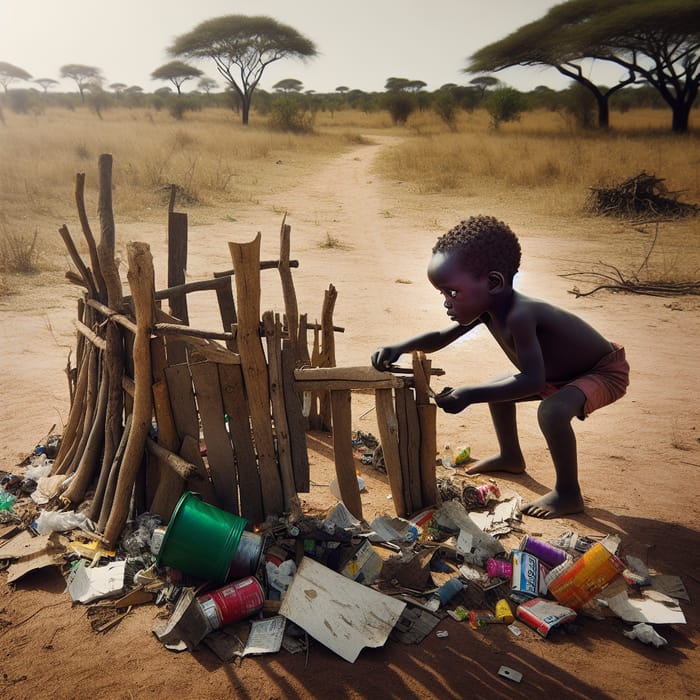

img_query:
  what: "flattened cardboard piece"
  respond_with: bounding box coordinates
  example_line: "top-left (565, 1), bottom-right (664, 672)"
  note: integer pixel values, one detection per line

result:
top-left (242, 615), bottom-right (286, 656)
top-left (391, 605), bottom-right (441, 644)
top-left (0, 530), bottom-right (65, 560)
top-left (153, 588), bottom-right (211, 651)
top-left (279, 557), bottom-right (406, 663)
top-left (603, 589), bottom-right (686, 624)
top-left (650, 575), bottom-right (690, 602)
top-left (7, 552), bottom-right (64, 583)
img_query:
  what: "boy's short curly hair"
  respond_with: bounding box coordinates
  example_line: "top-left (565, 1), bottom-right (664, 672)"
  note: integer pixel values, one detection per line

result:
top-left (433, 215), bottom-right (521, 281)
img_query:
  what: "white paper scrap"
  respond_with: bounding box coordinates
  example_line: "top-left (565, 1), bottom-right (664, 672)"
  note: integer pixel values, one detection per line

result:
top-left (66, 560), bottom-right (126, 603)
top-left (242, 616), bottom-right (286, 656)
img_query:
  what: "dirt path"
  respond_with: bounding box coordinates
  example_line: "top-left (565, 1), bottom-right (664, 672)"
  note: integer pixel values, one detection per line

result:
top-left (1, 136), bottom-right (699, 699)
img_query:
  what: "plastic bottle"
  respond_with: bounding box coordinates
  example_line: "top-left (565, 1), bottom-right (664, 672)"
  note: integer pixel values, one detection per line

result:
top-left (486, 557), bottom-right (513, 579)
top-left (428, 577), bottom-right (464, 609)
top-left (0, 488), bottom-right (16, 512)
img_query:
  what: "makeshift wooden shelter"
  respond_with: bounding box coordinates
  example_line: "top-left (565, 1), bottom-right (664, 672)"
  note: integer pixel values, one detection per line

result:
top-left (52, 154), bottom-right (439, 546)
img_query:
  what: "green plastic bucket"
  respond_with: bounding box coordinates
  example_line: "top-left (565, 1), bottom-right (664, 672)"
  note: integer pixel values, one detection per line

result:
top-left (156, 491), bottom-right (247, 584)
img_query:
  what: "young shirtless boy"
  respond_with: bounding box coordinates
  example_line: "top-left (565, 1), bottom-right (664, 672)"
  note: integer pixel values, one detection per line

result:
top-left (371, 215), bottom-right (629, 518)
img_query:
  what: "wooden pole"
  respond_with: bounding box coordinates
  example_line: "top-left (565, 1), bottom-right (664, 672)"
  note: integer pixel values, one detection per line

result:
top-left (330, 389), bottom-right (363, 520)
top-left (264, 312), bottom-right (301, 518)
top-left (103, 242), bottom-right (155, 546)
top-left (375, 388), bottom-right (407, 517)
top-left (229, 234), bottom-right (283, 517)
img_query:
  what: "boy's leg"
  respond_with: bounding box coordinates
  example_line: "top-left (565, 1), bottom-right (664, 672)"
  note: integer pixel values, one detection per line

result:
top-left (466, 400), bottom-right (526, 474)
top-left (523, 386), bottom-right (586, 518)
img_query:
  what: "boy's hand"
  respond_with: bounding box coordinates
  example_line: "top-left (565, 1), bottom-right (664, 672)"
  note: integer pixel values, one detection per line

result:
top-left (434, 386), bottom-right (470, 413)
top-left (371, 346), bottom-right (402, 371)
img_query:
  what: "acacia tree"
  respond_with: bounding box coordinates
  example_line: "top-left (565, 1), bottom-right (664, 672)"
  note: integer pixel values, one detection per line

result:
top-left (273, 78), bottom-right (303, 93)
top-left (466, 0), bottom-right (700, 133)
top-left (0, 61), bottom-right (32, 91)
top-left (169, 15), bottom-right (317, 125)
top-left (151, 60), bottom-right (203, 95)
top-left (60, 64), bottom-right (103, 102)
top-left (34, 78), bottom-right (59, 94)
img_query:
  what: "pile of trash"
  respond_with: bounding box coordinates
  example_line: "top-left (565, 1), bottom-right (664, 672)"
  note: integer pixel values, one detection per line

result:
top-left (0, 451), bottom-right (689, 670)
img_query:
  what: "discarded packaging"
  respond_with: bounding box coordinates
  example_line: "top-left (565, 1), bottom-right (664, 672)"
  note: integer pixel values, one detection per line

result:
top-left (510, 550), bottom-right (539, 601)
top-left (279, 556), bottom-right (405, 663)
top-left (547, 542), bottom-right (624, 610)
top-left (67, 560), bottom-right (126, 604)
top-left (516, 597), bottom-right (577, 637)
top-left (623, 622), bottom-right (668, 648)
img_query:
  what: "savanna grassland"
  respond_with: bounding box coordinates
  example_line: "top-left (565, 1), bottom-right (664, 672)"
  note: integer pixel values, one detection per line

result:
top-left (0, 104), bottom-right (698, 293)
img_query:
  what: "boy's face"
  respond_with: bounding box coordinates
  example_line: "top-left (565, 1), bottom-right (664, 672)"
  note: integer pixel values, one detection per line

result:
top-left (428, 249), bottom-right (492, 325)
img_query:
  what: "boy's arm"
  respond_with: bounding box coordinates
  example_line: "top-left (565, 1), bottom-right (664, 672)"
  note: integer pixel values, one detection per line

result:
top-left (436, 308), bottom-right (546, 411)
top-left (371, 321), bottom-right (475, 370)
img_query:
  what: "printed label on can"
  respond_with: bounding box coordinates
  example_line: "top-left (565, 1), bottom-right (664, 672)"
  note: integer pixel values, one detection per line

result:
top-left (511, 550), bottom-right (539, 599)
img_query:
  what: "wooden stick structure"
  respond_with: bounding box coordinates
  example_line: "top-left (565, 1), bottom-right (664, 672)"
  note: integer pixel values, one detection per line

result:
top-left (51, 153), bottom-right (440, 548)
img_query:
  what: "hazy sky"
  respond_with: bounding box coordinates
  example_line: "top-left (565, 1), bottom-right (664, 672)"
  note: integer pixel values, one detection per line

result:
top-left (0, 0), bottom-right (625, 94)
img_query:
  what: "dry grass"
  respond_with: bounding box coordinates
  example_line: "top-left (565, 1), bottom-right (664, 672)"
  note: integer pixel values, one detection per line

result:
top-left (0, 104), bottom-right (697, 297)
top-left (373, 108), bottom-right (700, 216)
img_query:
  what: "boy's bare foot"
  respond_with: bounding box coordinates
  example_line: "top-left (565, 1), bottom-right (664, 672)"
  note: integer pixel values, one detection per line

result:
top-left (522, 490), bottom-right (584, 518)
top-left (465, 454), bottom-right (526, 475)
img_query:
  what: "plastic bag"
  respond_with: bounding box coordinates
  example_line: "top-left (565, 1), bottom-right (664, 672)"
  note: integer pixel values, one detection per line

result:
top-left (34, 509), bottom-right (94, 534)
top-left (0, 488), bottom-right (16, 512)
top-left (623, 622), bottom-right (668, 648)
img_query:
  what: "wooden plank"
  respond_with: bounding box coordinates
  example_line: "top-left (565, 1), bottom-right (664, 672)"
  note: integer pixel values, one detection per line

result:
top-left (179, 434), bottom-right (221, 509)
top-left (163, 364), bottom-right (199, 443)
top-left (214, 279), bottom-right (238, 352)
top-left (417, 404), bottom-right (439, 508)
top-left (278, 218), bottom-right (300, 362)
top-left (218, 363), bottom-right (264, 524)
top-left (282, 340), bottom-right (309, 492)
top-left (190, 361), bottom-right (239, 515)
top-left (264, 312), bottom-right (300, 517)
top-left (294, 366), bottom-right (406, 387)
top-left (330, 390), bottom-right (363, 520)
top-left (229, 234), bottom-right (283, 517)
top-left (375, 388), bottom-right (407, 517)
top-left (394, 388), bottom-right (414, 514)
top-left (402, 387), bottom-right (423, 512)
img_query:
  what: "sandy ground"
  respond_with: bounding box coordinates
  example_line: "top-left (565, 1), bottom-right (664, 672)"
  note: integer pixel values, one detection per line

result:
top-left (1, 136), bottom-right (699, 699)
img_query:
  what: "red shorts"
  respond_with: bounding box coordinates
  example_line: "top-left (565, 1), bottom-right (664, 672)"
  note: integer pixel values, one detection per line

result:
top-left (540, 344), bottom-right (630, 419)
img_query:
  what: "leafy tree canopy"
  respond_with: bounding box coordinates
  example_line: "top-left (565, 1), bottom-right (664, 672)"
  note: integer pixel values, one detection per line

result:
top-left (273, 78), bottom-right (304, 92)
top-left (151, 60), bottom-right (203, 94)
top-left (169, 14), bottom-right (317, 124)
top-left (0, 61), bottom-right (32, 91)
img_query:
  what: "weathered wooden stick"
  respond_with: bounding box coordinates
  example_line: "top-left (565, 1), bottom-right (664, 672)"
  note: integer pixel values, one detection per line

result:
top-left (413, 352), bottom-right (439, 507)
top-left (86, 299), bottom-right (138, 335)
top-left (318, 285), bottom-right (338, 431)
top-left (74, 320), bottom-right (107, 349)
top-left (213, 259), bottom-right (299, 278)
top-left (103, 241), bottom-right (155, 546)
top-left (96, 154), bottom-right (123, 308)
top-left (149, 379), bottom-right (185, 519)
top-left (294, 366), bottom-right (408, 382)
top-left (375, 388), bottom-right (407, 517)
top-left (52, 342), bottom-right (93, 473)
top-left (58, 224), bottom-right (97, 299)
top-left (64, 342), bottom-right (100, 476)
top-left (65, 270), bottom-right (90, 289)
top-left (61, 362), bottom-right (108, 504)
top-left (394, 387), bottom-right (415, 514)
top-left (179, 434), bottom-right (221, 508)
top-left (229, 234), bottom-right (283, 517)
top-left (153, 322), bottom-right (235, 342)
top-left (98, 414), bottom-right (132, 531)
top-left (330, 389), bottom-right (363, 520)
top-left (400, 387), bottom-right (423, 511)
top-left (145, 437), bottom-right (197, 480)
top-left (264, 312), bottom-right (301, 517)
top-left (281, 340), bottom-right (310, 492)
top-left (75, 171), bottom-right (107, 302)
top-left (278, 217), bottom-right (300, 362)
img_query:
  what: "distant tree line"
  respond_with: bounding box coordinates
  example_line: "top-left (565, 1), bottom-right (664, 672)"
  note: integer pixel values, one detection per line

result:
top-left (0, 1), bottom-right (697, 132)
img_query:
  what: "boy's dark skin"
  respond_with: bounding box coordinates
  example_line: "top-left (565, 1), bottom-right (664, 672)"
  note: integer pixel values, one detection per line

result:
top-left (372, 247), bottom-right (615, 518)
